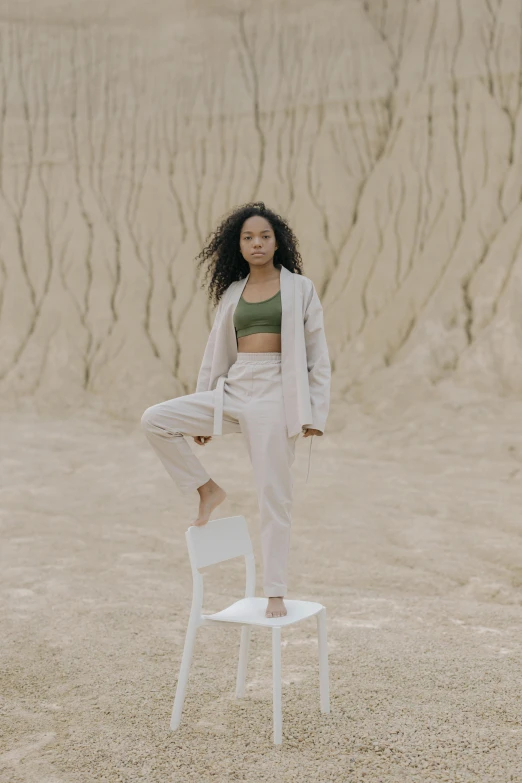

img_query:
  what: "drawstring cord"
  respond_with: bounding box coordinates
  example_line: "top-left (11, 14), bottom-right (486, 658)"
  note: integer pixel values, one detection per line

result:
top-left (305, 434), bottom-right (313, 483)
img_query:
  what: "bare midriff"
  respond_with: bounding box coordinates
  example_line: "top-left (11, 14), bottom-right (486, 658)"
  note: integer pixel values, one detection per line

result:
top-left (237, 332), bottom-right (281, 353)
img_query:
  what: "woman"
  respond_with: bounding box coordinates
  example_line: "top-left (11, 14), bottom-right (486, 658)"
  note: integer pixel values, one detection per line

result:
top-left (141, 202), bottom-right (330, 618)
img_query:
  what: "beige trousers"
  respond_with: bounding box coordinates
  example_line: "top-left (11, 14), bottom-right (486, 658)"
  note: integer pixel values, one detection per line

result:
top-left (140, 352), bottom-right (298, 598)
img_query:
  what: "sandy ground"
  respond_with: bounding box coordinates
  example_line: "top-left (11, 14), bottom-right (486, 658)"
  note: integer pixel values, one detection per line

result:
top-left (2, 386), bottom-right (521, 783)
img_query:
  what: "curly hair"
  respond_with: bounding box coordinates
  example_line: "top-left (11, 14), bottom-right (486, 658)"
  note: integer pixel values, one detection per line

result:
top-left (195, 201), bottom-right (303, 307)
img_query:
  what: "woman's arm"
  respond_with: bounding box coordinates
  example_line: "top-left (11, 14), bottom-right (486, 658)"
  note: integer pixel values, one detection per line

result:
top-left (304, 281), bottom-right (331, 434)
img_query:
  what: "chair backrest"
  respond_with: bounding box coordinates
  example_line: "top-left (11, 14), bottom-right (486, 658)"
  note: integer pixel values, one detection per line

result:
top-left (185, 515), bottom-right (253, 571)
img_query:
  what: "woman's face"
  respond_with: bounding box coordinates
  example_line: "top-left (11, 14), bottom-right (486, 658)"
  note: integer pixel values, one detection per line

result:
top-left (239, 216), bottom-right (278, 267)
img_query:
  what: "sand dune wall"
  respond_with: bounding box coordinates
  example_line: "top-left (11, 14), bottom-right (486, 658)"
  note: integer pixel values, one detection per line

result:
top-left (1, 0), bottom-right (521, 417)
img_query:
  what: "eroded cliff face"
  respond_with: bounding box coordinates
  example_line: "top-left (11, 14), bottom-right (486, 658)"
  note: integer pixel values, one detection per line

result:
top-left (1, 0), bottom-right (521, 417)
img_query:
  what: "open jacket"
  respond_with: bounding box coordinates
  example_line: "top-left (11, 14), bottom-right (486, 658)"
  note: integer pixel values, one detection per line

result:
top-left (195, 264), bottom-right (331, 439)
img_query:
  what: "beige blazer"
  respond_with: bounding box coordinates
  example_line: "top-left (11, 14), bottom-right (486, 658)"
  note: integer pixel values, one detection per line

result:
top-left (195, 264), bottom-right (331, 438)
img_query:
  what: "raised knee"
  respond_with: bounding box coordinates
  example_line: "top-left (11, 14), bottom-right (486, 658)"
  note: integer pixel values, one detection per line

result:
top-left (140, 403), bottom-right (184, 436)
top-left (141, 405), bottom-right (160, 431)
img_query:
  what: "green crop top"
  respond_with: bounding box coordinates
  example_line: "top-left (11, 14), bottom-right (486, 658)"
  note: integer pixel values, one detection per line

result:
top-left (233, 289), bottom-right (282, 338)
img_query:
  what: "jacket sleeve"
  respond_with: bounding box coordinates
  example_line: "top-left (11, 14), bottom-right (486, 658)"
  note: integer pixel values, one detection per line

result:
top-left (304, 281), bottom-right (331, 434)
top-left (195, 294), bottom-right (226, 393)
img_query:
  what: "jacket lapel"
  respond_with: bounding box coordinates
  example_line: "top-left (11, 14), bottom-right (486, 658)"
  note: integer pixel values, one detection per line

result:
top-left (223, 272), bottom-right (249, 363)
top-left (279, 264), bottom-right (294, 360)
top-left (279, 265), bottom-right (297, 422)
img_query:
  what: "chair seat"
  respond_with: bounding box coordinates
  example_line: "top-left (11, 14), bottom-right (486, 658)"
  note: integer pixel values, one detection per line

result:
top-left (202, 597), bottom-right (324, 628)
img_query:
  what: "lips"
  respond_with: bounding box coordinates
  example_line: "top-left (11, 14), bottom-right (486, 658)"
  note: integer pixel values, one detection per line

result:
top-left (252, 252), bottom-right (264, 256)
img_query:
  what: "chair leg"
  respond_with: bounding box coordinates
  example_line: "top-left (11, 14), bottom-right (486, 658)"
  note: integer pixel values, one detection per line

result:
top-left (170, 616), bottom-right (199, 730)
top-left (236, 624), bottom-right (252, 698)
top-left (272, 626), bottom-right (282, 745)
top-left (316, 607), bottom-right (330, 714)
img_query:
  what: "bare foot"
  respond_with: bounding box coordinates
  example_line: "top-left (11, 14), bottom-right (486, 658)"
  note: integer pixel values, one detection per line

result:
top-left (266, 597), bottom-right (287, 618)
top-left (191, 478), bottom-right (227, 527)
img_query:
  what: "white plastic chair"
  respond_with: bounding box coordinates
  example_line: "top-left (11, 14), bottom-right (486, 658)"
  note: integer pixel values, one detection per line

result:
top-left (170, 515), bottom-right (330, 745)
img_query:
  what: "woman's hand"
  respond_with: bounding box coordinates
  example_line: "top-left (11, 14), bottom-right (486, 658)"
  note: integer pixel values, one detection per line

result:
top-left (302, 428), bottom-right (323, 437)
top-left (193, 435), bottom-right (212, 446)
